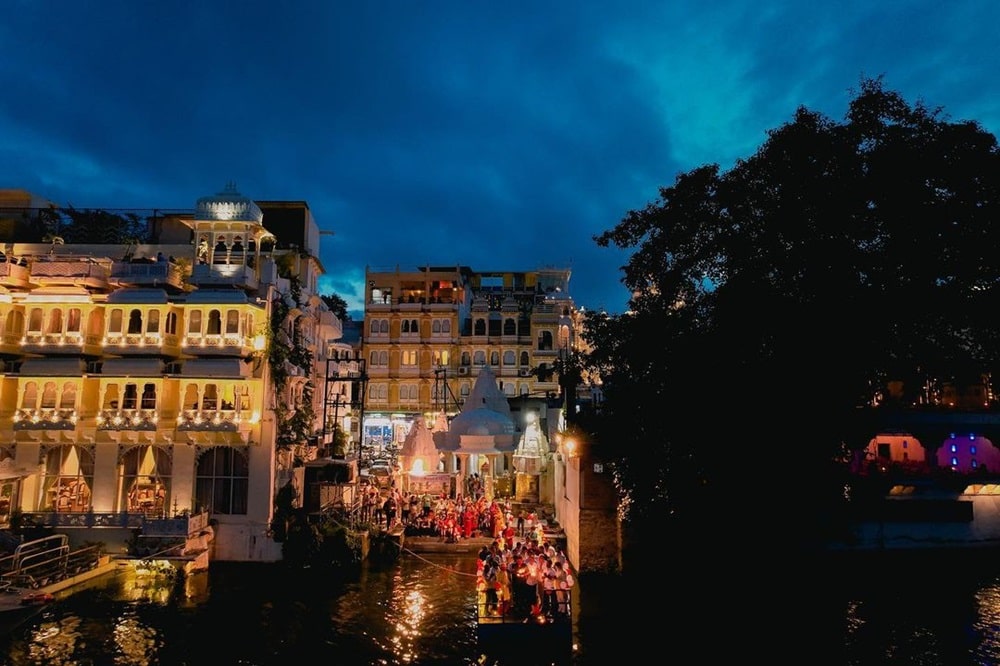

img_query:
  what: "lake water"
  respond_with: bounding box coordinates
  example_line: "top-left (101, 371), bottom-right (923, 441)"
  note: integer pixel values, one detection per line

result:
top-left (0, 549), bottom-right (998, 665)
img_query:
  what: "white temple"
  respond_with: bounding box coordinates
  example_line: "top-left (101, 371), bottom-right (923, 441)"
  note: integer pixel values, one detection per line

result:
top-left (436, 365), bottom-right (517, 498)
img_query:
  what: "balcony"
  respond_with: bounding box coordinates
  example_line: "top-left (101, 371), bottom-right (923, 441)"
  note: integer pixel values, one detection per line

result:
top-left (30, 258), bottom-right (110, 290)
top-left (13, 408), bottom-right (78, 431)
top-left (22, 331), bottom-right (103, 356)
top-left (189, 263), bottom-right (257, 290)
top-left (110, 261), bottom-right (184, 290)
top-left (104, 332), bottom-right (181, 356)
top-left (181, 333), bottom-right (255, 357)
top-left (0, 261), bottom-right (31, 289)
top-left (96, 409), bottom-right (158, 431)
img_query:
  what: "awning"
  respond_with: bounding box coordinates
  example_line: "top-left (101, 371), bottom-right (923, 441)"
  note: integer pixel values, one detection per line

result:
top-left (19, 358), bottom-right (86, 376)
top-left (181, 359), bottom-right (249, 378)
top-left (100, 358), bottom-right (164, 376)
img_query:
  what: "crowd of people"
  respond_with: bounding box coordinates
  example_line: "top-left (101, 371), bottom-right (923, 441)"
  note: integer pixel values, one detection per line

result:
top-left (476, 535), bottom-right (574, 620)
top-left (357, 477), bottom-right (573, 622)
top-left (362, 482), bottom-right (545, 545)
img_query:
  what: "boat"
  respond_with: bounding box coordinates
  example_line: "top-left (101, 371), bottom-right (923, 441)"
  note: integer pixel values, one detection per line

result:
top-left (0, 584), bottom-right (54, 635)
top-left (475, 566), bottom-right (573, 661)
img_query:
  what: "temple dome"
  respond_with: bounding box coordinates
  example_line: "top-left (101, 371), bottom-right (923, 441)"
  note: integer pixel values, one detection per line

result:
top-left (448, 406), bottom-right (516, 437)
top-left (195, 182), bottom-right (264, 224)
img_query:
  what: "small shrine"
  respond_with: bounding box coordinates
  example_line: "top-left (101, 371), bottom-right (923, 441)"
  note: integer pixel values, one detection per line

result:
top-left (512, 411), bottom-right (549, 502)
top-left (398, 415), bottom-right (451, 496)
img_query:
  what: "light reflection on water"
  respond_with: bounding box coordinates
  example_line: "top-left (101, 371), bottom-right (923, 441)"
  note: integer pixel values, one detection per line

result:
top-left (0, 555), bottom-right (503, 666)
top-left (18, 552), bottom-right (1000, 665)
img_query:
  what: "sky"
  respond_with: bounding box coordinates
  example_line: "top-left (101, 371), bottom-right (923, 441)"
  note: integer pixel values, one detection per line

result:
top-left (3, 1), bottom-right (999, 318)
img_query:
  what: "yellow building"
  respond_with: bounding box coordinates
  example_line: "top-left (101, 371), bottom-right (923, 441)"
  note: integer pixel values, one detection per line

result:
top-left (0, 185), bottom-right (343, 562)
top-left (361, 265), bottom-right (580, 477)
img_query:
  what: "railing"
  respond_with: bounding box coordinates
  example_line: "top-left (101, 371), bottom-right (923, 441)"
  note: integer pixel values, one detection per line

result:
top-left (0, 536), bottom-right (103, 589)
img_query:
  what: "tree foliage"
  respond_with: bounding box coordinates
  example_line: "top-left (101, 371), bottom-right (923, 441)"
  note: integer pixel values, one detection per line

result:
top-left (586, 77), bottom-right (1000, 555)
top-left (321, 293), bottom-right (351, 321)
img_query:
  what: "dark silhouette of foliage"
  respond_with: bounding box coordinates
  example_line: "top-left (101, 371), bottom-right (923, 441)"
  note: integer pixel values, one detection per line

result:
top-left (586, 77), bottom-right (1000, 561)
top-left (321, 293), bottom-right (351, 321)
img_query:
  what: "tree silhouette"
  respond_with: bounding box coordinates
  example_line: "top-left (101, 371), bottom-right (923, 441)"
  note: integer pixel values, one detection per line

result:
top-left (586, 77), bottom-right (1000, 565)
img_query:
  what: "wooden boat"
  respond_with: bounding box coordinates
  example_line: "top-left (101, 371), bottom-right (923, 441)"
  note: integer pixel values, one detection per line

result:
top-left (0, 584), bottom-right (53, 635)
top-left (475, 572), bottom-right (573, 660)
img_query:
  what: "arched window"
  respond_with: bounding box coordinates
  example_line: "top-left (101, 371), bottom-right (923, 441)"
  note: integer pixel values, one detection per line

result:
top-left (141, 384), bottom-right (156, 409)
top-left (442, 319), bottom-right (451, 333)
top-left (4, 311), bottom-right (23, 336)
top-left (225, 310), bottom-right (239, 335)
top-left (370, 319), bottom-right (380, 335)
top-left (120, 445), bottom-right (171, 515)
top-left (432, 320), bottom-right (441, 334)
top-left (207, 310), bottom-right (222, 335)
top-left (461, 351), bottom-right (471, 366)
top-left (538, 330), bottom-right (553, 351)
top-left (474, 319), bottom-right (486, 336)
top-left (122, 384), bottom-right (138, 410)
top-left (378, 350), bottom-right (388, 366)
top-left (127, 309), bottom-right (143, 334)
top-left (195, 447), bottom-right (249, 515)
top-left (379, 320), bottom-right (389, 333)
top-left (44, 445), bottom-right (95, 513)
top-left (28, 308), bottom-right (43, 332)
top-left (202, 384), bottom-right (218, 411)
top-left (370, 351), bottom-right (379, 366)
top-left (66, 308), bottom-right (81, 333)
top-left (103, 385), bottom-right (119, 410)
top-left (460, 383), bottom-right (471, 397)
top-left (147, 310), bottom-right (160, 334)
top-left (188, 311), bottom-right (202, 334)
top-left (108, 309), bottom-right (123, 334)
top-left (183, 384), bottom-right (199, 411)
top-left (520, 351), bottom-right (530, 366)
top-left (503, 318), bottom-right (516, 336)
top-left (47, 309), bottom-right (63, 335)
top-left (473, 351), bottom-right (486, 366)
top-left (41, 382), bottom-right (57, 409)
top-left (60, 383), bottom-right (76, 409)
top-left (401, 320), bottom-right (410, 334)
top-left (490, 351), bottom-right (500, 366)
top-left (503, 351), bottom-right (516, 365)
top-left (21, 382), bottom-right (37, 410)
top-left (166, 312), bottom-right (177, 334)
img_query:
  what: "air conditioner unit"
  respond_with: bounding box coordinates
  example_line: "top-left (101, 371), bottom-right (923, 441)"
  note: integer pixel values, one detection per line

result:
top-left (518, 369), bottom-right (532, 377)
top-left (458, 367), bottom-right (470, 376)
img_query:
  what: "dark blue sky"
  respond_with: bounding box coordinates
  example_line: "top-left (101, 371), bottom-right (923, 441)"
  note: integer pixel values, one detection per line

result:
top-left (3, 1), bottom-right (998, 316)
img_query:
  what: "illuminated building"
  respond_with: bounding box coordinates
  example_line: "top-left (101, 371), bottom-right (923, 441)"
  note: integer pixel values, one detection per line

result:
top-left (0, 186), bottom-right (343, 562)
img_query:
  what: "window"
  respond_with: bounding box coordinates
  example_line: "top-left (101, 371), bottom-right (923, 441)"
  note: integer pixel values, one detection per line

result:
top-left (474, 319), bottom-right (486, 336)
top-left (127, 309), bottom-right (142, 334)
top-left (122, 384), bottom-right (138, 410)
top-left (166, 312), bottom-right (178, 334)
top-left (460, 383), bottom-right (471, 397)
top-left (473, 351), bottom-right (486, 366)
top-left (66, 308), bottom-right (81, 333)
top-left (102, 385), bottom-right (119, 410)
top-left (141, 384), bottom-right (156, 409)
top-left (226, 310), bottom-right (239, 335)
top-left (538, 330), bottom-right (553, 350)
top-left (202, 384), bottom-right (218, 411)
top-left (28, 308), bottom-right (43, 333)
top-left (433, 350), bottom-right (450, 366)
top-left (108, 309), bottom-right (124, 334)
top-left (147, 310), bottom-right (160, 334)
top-left (504, 318), bottom-right (516, 335)
top-left (4, 311), bottom-right (23, 336)
top-left (207, 310), bottom-right (222, 335)
top-left (503, 351), bottom-right (516, 365)
top-left (490, 351), bottom-right (500, 366)
top-left (188, 311), bottom-right (202, 335)
top-left (432, 320), bottom-right (442, 334)
top-left (520, 351), bottom-right (530, 366)
top-left (60, 383), bottom-right (76, 409)
top-left (47, 309), bottom-right (63, 335)
top-left (195, 447), bottom-right (249, 515)
top-left (183, 384), bottom-right (199, 411)
top-left (43, 445), bottom-right (95, 513)
top-left (41, 382), bottom-right (57, 409)
top-left (21, 382), bottom-right (37, 410)
top-left (401, 350), bottom-right (418, 366)
top-left (120, 445), bottom-right (171, 515)
top-left (461, 351), bottom-right (471, 366)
